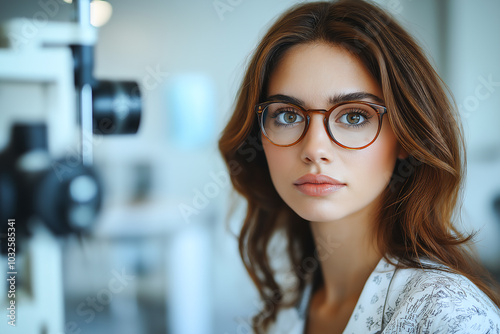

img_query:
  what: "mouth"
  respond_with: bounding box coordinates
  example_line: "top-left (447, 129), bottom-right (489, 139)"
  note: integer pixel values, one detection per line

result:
top-left (293, 174), bottom-right (346, 197)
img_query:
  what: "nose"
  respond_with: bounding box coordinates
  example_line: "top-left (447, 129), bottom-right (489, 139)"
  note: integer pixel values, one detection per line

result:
top-left (300, 113), bottom-right (335, 164)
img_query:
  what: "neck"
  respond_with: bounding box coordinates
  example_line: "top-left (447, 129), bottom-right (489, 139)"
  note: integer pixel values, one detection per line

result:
top-left (309, 208), bottom-right (382, 306)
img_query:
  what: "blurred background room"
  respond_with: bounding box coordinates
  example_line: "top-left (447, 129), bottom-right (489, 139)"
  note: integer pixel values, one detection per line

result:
top-left (0, 0), bottom-right (499, 333)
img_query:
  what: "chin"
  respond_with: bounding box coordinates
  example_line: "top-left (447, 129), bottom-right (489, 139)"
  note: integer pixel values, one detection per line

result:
top-left (287, 202), bottom-right (348, 223)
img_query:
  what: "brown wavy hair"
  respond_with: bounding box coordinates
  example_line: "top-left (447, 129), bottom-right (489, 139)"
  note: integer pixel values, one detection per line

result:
top-left (218, 0), bottom-right (500, 332)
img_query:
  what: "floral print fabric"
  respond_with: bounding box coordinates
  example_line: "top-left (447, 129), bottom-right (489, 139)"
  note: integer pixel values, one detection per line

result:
top-left (267, 256), bottom-right (500, 333)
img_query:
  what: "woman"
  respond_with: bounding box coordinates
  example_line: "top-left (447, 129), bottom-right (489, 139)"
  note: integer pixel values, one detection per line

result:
top-left (218, 0), bottom-right (500, 333)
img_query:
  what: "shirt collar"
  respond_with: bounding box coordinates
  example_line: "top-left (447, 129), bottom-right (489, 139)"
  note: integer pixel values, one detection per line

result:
top-left (291, 256), bottom-right (398, 334)
top-left (342, 256), bottom-right (397, 333)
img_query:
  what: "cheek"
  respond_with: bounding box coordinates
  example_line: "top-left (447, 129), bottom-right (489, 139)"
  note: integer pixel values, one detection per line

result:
top-left (358, 129), bottom-right (400, 188)
top-left (263, 140), bottom-right (281, 175)
top-left (366, 148), bottom-right (396, 186)
top-left (263, 141), bottom-right (293, 188)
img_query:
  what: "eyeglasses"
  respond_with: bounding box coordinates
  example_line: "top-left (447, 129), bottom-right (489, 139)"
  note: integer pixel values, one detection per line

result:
top-left (255, 100), bottom-right (387, 149)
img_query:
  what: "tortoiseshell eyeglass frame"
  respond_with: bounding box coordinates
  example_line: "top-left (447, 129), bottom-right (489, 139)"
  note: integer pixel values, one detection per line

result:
top-left (254, 100), bottom-right (388, 150)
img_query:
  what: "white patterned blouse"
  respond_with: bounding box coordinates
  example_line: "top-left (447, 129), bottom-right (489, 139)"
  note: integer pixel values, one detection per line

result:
top-left (267, 256), bottom-right (500, 333)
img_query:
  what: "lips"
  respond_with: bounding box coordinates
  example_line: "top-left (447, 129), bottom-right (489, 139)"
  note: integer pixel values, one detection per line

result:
top-left (293, 174), bottom-right (346, 196)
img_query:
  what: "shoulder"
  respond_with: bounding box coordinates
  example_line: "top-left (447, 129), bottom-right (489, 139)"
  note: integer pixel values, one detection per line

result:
top-left (384, 262), bottom-right (500, 333)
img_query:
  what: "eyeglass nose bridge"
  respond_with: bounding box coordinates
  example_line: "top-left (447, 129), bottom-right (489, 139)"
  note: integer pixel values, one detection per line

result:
top-left (307, 109), bottom-right (328, 114)
top-left (301, 108), bottom-right (335, 143)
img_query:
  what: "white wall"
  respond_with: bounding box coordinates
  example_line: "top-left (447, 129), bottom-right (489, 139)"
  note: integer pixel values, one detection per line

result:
top-left (445, 0), bottom-right (500, 266)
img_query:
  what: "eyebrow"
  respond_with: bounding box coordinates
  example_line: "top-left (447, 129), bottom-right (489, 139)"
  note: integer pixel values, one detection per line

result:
top-left (267, 92), bottom-right (385, 106)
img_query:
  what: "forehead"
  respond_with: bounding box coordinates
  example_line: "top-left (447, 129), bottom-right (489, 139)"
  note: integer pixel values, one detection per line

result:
top-left (267, 42), bottom-right (382, 107)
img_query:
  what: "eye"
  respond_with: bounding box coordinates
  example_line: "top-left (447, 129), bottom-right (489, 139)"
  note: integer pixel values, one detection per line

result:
top-left (340, 112), bottom-right (365, 125)
top-left (276, 111), bottom-right (304, 124)
top-left (338, 111), bottom-right (368, 126)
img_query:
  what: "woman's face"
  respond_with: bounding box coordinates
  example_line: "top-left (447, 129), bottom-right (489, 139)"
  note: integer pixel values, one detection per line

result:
top-left (263, 42), bottom-right (405, 223)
